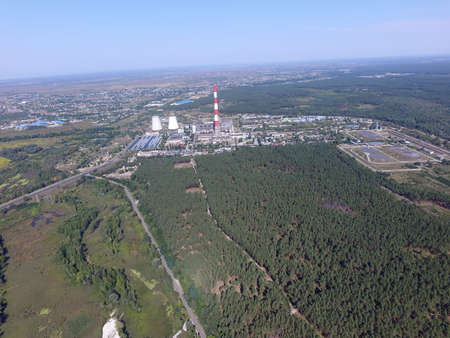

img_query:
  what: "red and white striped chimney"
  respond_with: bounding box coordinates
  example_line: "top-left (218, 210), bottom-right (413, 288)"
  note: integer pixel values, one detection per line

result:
top-left (213, 84), bottom-right (219, 129)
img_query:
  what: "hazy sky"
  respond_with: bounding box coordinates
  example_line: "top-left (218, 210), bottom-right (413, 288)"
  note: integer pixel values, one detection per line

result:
top-left (1, 0), bottom-right (450, 79)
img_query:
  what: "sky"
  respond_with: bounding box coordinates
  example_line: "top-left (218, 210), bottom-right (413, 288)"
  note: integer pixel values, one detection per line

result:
top-left (1, 0), bottom-right (450, 79)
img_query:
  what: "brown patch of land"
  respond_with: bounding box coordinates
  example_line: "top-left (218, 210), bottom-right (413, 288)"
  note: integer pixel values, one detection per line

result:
top-left (357, 104), bottom-right (376, 110)
top-left (211, 280), bottom-right (224, 296)
top-left (186, 186), bottom-right (203, 193)
top-left (295, 96), bottom-right (315, 103)
top-left (174, 162), bottom-right (193, 169)
top-left (405, 246), bottom-right (444, 258)
top-left (321, 201), bottom-right (353, 214)
top-left (181, 209), bottom-right (192, 220)
top-left (227, 275), bottom-right (238, 285)
top-left (298, 256), bottom-right (315, 269)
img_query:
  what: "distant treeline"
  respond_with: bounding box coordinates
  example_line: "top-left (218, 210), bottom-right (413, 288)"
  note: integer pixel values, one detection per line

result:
top-left (0, 125), bottom-right (117, 143)
top-left (172, 62), bottom-right (450, 140)
top-left (224, 76), bottom-right (450, 140)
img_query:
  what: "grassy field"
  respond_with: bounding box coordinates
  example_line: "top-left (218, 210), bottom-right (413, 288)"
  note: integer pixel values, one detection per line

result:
top-left (0, 137), bottom-right (57, 150)
top-left (0, 156), bottom-right (10, 169)
top-left (0, 201), bottom-right (103, 338)
top-left (389, 163), bottom-right (450, 215)
top-left (0, 179), bottom-right (189, 337)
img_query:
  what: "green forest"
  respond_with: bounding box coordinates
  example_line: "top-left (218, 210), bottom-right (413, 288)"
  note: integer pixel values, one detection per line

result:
top-left (131, 144), bottom-right (449, 336)
top-left (131, 157), bottom-right (318, 337)
top-left (194, 144), bottom-right (449, 336)
top-left (0, 235), bottom-right (7, 336)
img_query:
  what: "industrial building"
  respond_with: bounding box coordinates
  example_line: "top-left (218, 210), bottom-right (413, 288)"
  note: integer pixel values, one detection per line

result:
top-left (128, 135), bottom-right (161, 150)
top-left (166, 133), bottom-right (184, 147)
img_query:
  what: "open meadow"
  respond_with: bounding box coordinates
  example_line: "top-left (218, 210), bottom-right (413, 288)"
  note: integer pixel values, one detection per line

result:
top-left (0, 178), bottom-right (188, 337)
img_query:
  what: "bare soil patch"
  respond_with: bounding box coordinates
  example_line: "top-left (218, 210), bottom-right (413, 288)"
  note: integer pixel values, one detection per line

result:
top-left (174, 162), bottom-right (193, 169)
top-left (227, 275), bottom-right (238, 285)
top-left (185, 184), bottom-right (205, 194)
top-left (321, 201), bottom-right (353, 214)
top-left (298, 256), bottom-right (315, 269)
top-left (211, 280), bottom-right (224, 296)
top-left (181, 209), bottom-right (192, 220)
top-left (406, 246), bottom-right (443, 258)
top-left (186, 186), bottom-right (203, 193)
top-left (357, 104), bottom-right (376, 110)
top-left (105, 166), bottom-right (136, 179)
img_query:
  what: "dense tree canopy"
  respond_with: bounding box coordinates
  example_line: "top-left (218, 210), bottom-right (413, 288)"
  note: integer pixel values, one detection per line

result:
top-left (0, 235), bottom-right (8, 335)
top-left (195, 144), bottom-right (449, 336)
top-left (132, 157), bottom-right (317, 337)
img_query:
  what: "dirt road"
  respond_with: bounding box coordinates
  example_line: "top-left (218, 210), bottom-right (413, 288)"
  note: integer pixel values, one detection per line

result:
top-left (100, 177), bottom-right (207, 338)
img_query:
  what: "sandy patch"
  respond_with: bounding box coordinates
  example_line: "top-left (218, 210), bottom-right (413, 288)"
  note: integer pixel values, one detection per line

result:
top-left (103, 311), bottom-right (120, 338)
top-left (185, 186), bottom-right (203, 193)
top-left (174, 162), bottom-right (193, 169)
top-left (211, 280), bottom-right (224, 296)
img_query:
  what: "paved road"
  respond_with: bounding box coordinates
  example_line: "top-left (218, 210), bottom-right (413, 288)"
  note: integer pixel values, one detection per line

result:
top-left (0, 150), bottom-right (124, 210)
top-left (101, 177), bottom-right (207, 338)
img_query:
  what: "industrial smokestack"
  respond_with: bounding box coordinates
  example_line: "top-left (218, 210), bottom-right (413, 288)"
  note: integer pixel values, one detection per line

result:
top-left (168, 115), bottom-right (179, 130)
top-left (213, 84), bottom-right (219, 130)
top-left (152, 115), bottom-right (162, 131)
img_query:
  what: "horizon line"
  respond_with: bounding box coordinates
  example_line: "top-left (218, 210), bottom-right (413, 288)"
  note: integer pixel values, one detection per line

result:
top-left (1, 53), bottom-right (449, 83)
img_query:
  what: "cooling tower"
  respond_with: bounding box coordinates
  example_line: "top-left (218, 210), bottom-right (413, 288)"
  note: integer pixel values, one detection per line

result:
top-left (168, 115), bottom-right (179, 130)
top-left (152, 115), bottom-right (162, 131)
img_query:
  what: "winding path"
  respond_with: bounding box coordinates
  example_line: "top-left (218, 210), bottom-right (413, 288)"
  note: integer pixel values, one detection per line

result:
top-left (92, 176), bottom-right (206, 338)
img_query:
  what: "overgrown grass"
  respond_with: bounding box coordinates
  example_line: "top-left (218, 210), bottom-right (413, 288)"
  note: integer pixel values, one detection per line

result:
top-left (0, 156), bottom-right (10, 169)
top-left (0, 137), bottom-right (56, 150)
top-left (1, 181), bottom-right (186, 337)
